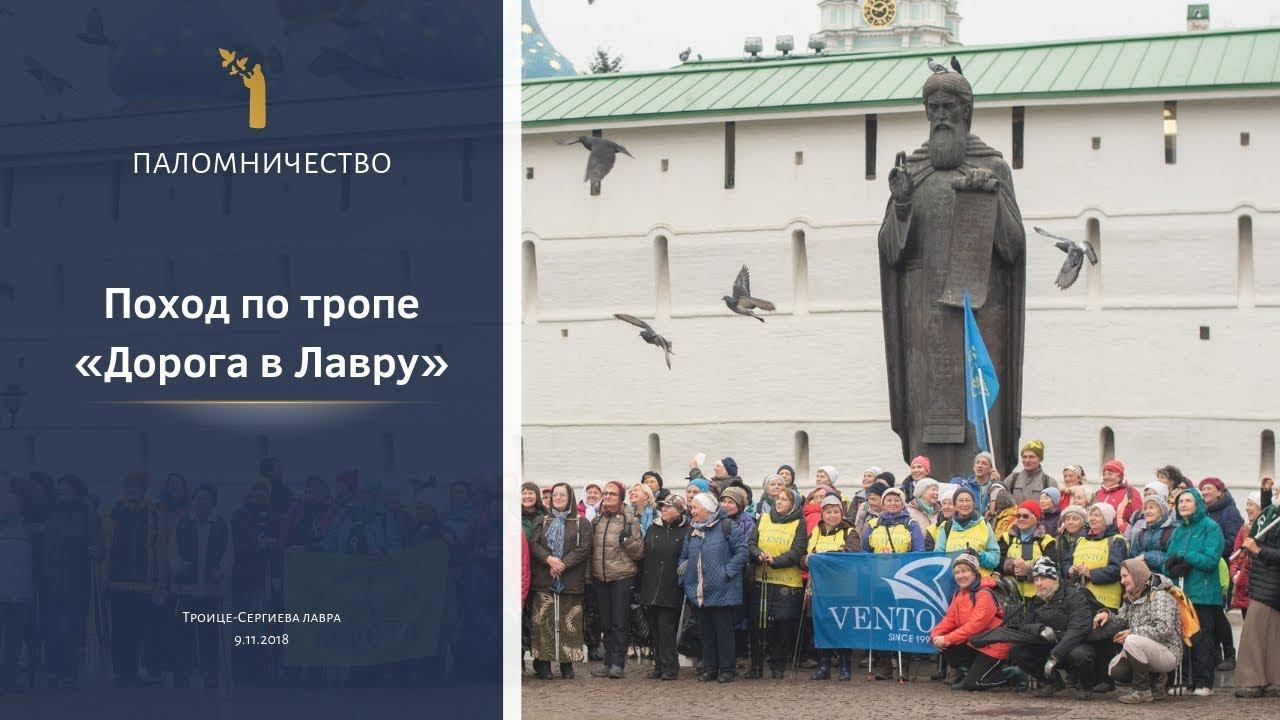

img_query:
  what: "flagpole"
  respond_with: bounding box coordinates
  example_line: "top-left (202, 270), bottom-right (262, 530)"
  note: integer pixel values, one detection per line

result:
top-left (976, 370), bottom-right (995, 461)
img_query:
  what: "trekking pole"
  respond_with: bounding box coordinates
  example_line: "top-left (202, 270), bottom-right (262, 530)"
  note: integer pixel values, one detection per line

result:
top-left (1175, 576), bottom-right (1185, 696)
top-left (791, 583), bottom-right (809, 680)
top-left (674, 599), bottom-right (688, 648)
top-left (898, 650), bottom-right (906, 684)
top-left (867, 648), bottom-right (874, 681)
top-left (553, 591), bottom-right (562, 666)
top-left (758, 576), bottom-right (769, 674)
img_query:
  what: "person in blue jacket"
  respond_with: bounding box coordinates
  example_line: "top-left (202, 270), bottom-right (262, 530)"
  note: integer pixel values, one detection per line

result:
top-left (679, 491), bottom-right (749, 683)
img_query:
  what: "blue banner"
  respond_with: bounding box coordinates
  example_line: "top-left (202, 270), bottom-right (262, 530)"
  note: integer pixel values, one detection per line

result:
top-left (809, 552), bottom-right (958, 653)
top-left (963, 290), bottom-right (1000, 452)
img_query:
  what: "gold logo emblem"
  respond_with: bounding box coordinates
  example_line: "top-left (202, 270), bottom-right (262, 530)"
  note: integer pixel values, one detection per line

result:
top-left (863, 0), bottom-right (897, 27)
top-left (218, 48), bottom-right (266, 129)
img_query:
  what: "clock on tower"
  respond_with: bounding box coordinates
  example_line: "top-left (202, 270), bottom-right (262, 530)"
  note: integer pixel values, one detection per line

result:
top-left (862, 0), bottom-right (898, 27)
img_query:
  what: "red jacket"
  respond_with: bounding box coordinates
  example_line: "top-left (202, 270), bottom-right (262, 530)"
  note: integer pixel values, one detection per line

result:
top-left (1229, 523), bottom-right (1252, 610)
top-left (803, 502), bottom-right (823, 534)
top-left (521, 532), bottom-right (531, 605)
top-left (1095, 483), bottom-right (1142, 532)
top-left (931, 576), bottom-right (1011, 660)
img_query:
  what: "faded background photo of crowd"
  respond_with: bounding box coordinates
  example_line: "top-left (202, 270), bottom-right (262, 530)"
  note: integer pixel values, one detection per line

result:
top-left (0, 459), bottom-right (498, 695)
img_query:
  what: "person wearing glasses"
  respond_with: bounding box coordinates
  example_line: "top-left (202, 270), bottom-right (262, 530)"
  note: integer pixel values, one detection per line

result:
top-left (999, 501), bottom-right (1058, 599)
top-left (529, 483), bottom-right (593, 680)
top-left (588, 481), bottom-right (644, 679)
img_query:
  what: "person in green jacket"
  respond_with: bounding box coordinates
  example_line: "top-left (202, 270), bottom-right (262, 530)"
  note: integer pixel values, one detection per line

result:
top-left (1163, 487), bottom-right (1225, 695)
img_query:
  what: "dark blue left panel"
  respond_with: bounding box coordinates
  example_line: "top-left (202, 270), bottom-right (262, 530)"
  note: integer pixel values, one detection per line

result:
top-left (0, 1), bottom-right (502, 718)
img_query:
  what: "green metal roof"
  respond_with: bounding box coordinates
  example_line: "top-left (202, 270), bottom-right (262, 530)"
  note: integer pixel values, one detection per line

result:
top-left (523, 26), bottom-right (1280, 127)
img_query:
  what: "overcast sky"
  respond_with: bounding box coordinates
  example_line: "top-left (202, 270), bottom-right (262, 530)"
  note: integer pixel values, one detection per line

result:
top-left (533, 0), bottom-right (1280, 73)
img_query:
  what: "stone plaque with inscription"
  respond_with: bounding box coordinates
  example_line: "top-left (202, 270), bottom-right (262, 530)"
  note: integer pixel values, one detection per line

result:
top-left (937, 189), bottom-right (997, 308)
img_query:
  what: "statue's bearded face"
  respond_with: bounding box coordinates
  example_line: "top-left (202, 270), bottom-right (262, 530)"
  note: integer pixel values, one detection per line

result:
top-left (925, 91), bottom-right (971, 171)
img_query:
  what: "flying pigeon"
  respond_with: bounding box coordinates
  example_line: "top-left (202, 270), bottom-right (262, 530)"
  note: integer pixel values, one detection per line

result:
top-left (555, 136), bottom-right (634, 184)
top-left (76, 7), bottom-right (111, 46)
top-left (950, 55), bottom-right (963, 75)
top-left (679, 47), bottom-right (691, 62)
top-left (23, 56), bottom-right (72, 96)
top-left (1035, 226), bottom-right (1098, 290)
top-left (723, 265), bottom-right (775, 322)
top-left (614, 313), bottom-right (675, 370)
top-left (927, 57), bottom-right (948, 74)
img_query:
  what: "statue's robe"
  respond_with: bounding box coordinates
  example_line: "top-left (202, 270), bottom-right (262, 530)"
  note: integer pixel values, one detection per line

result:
top-left (877, 134), bottom-right (1026, 480)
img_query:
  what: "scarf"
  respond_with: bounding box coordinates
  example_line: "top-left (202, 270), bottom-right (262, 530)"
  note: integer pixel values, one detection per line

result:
top-left (582, 500), bottom-right (601, 522)
top-left (915, 498), bottom-right (936, 516)
top-left (690, 510), bottom-right (725, 607)
top-left (878, 507), bottom-right (912, 527)
top-left (768, 489), bottom-right (804, 524)
top-left (691, 512), bottom-right (722, 535)
top-left (636, 504), bottom-right (655, 532)
top-left (545, 508), bottom-right (572, 593)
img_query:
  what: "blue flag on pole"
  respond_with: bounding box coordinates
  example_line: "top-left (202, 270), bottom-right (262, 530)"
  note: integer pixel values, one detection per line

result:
top-left (963, 290), bottom-right (999, 453)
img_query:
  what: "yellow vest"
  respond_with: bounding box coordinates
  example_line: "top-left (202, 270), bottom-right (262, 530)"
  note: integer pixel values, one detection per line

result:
top-left (755, 514), bottom-right (804, 587)
top-left (1073, 535), bottom-right (1122, 609)
top-left (1000, 532), bottom-right (1056, 598)
top-left (808, 525), bottom-right (852, 555)
top-left (865, 522), bottom-right (914, 554)
top-left (940, 519), bottom-right (995, 577)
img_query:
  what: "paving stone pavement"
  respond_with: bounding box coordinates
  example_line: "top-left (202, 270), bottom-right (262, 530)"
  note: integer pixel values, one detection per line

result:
top-left (522, 661), bottom-right (1264, 720)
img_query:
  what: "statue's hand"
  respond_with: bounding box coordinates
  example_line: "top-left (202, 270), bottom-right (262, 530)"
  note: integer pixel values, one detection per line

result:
top-left (888, 151), bottom-right (913, 205)
top-left (954, 167), bottom-right (999, 193)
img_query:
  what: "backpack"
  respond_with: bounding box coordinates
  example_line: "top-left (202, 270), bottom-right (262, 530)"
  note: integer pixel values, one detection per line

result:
top-left (1165, 585), bottom-right (1200, 646)
top-left (968, 574), bottom-right (1027, 627)
top-left (989, 573), bottom-right (1028, 627)
top-left (1137, 524), bottom-right (1174, 553)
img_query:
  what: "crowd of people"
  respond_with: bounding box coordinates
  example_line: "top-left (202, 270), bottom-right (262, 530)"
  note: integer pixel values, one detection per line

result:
top-left (520, 443), bottom-right (1280, 702)
top-left (0, 461), bottom-right (496, 694)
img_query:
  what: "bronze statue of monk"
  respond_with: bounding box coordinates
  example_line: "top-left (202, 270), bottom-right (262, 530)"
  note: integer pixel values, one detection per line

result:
top-left (877, 67), bottom-right (1026, 480)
